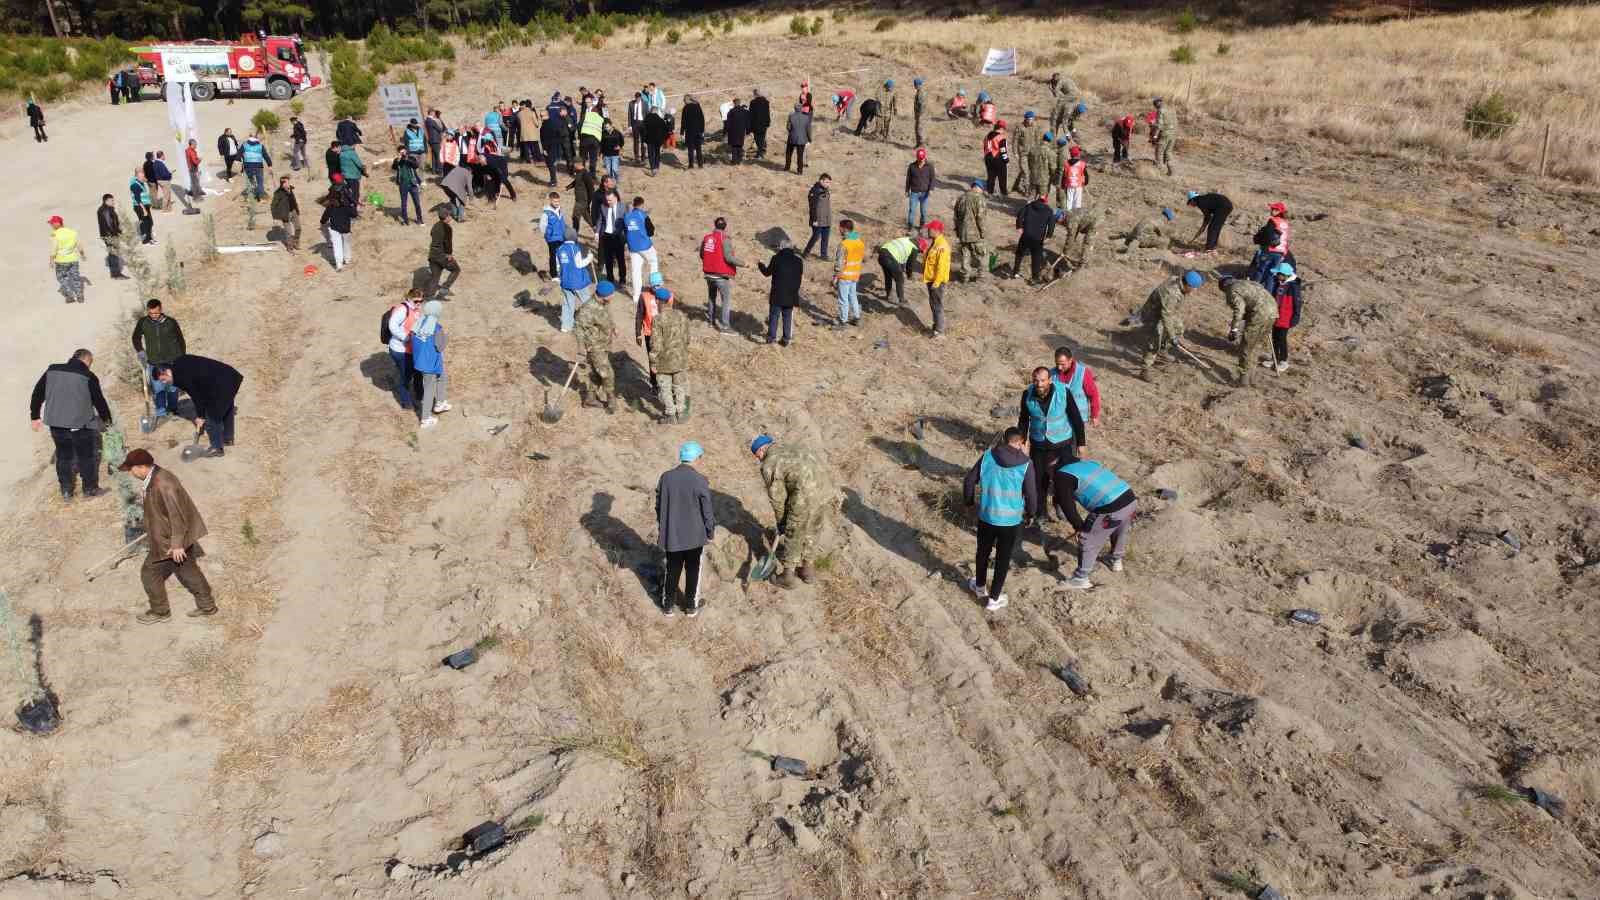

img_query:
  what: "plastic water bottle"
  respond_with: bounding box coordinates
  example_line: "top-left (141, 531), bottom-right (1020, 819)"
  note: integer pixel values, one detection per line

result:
top-left (1288, 609), bottom-right (1322, 626)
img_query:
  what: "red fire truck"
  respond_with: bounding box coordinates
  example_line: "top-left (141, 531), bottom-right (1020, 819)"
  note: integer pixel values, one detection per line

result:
top-left (133, 34), bottom-right (320, 102)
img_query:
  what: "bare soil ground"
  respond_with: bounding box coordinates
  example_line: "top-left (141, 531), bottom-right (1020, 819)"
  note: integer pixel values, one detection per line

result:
top-left (3, 21), bottom-right (1599, 900)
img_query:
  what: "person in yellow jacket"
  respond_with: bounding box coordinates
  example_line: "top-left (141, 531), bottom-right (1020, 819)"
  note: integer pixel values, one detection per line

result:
top-left (831, 219), bottom-right (866, 327)
top-left (922, 220), bottom-right (951, 337)
top-left (47, 215), bottom-right (85, 304)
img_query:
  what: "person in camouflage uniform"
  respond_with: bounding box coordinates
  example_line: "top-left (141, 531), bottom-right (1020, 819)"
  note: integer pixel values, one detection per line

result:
top-left (1138, 271), bottom-right (1202, 381)
top-left (751, 434), bottom-right (836, 588)
top-left (1058, 203), bottom-right (1103, 269)
top-left (953, 180), bottom-right (988, 282)
top-left (912, 78), bottom-right (926, 148)
top-left (647, 286), bottom-right (691, 423)
top-left (1152, 97), bottom-right (1178, 177)
top-left (1219, 276), bottom-right (1276, 386)
top-left (875, 80), bottom-right (898, 142)
top-left (1118, 208), bottom-right (1178, 252)
top-left (1010, 112), bottom-right (1039, 193)
top-left (1025, 131), bottom-right (1053, 199)
top-left (575, 280), bottom-right (618, 412)
top-left (1051, 136), bottom-right (1069, 209)
top-left (1049, 72), bottom-right (1079, 135)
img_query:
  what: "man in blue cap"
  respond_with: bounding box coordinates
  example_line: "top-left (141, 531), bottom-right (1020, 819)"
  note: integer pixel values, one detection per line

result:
top-left (953, 180), bottom-right (988, 282)
top-left (1185, 190), bottom-right (1233, 253)
top-left (1010, 110), bottom-right (1039, 194)
top-left (656, 440), bottom-right (715, 617)
top-left (912, 77), bottom-right (926, 147)
top-left (648, 285), bottom-right (691, 423)
top-left (1119, 207), bottom-right (1178, 253)
top-left (874, 79), bottom-right (897, 142)
top-left (1051, 135), bottom-right (1070, 210)
top-left (575, 280), bottom-right (618, 412)
top-left (1138, 271), bottom-right (1202, 382)
top-left (751, 434), bottom-right (834, 589)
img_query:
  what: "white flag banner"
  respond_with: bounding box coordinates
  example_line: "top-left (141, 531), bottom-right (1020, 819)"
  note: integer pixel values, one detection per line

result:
top-left (980, 48), bottom-right (1019, 77)
top-left (165, 81), bottom-right (202, 195)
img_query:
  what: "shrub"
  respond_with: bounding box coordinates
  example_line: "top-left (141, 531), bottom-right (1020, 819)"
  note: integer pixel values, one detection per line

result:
top-left (250, 109), bottom-right (281, 133)
top-left (1175, 9), bottom-right (1199, 33)
top-left (332, 97), bottom-right (367, 119)
top-left (875, 17), bottom-right (899, 32)
top-left (289, 98), bottom-right (304, 115)
top-left (722, 19), bottom-right (733, 34)
top-left (441, 66), bottom-right (455, 83)
top-left (811, 16), bottom-right (824, 35)
top-left (1170, 44), bottom-right (1196, 64)
top-left (666, 28), bottom-right (681, 44)
top-left (368, 59), bottom-right (389, 76)
top-left (1464, 93), bottom-right (1516, 139)
top-left (789, 15), bottom-right (809, 36)
top-left (1216, 42), bottom-right (1231, 56)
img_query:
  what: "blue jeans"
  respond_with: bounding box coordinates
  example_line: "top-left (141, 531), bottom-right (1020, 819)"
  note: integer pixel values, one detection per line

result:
top-left (907, 191), bottom-right (930, 227)
top-left (603, 155), bottom-right (620, 182)
top-left (400, 183), bottom-right (422, 223)
top-left (803, 226), bottom-right (830, 258)
top-left (244, 163), bottom-right (265, 199)
top-left (146, 366), bottom-right (178, 414)
top-left (836, 280), bottom-right (860, 322)
top-left (388, 349), bottom-right (415, 407)
top-left (560, 284), bottom-right (593, 332)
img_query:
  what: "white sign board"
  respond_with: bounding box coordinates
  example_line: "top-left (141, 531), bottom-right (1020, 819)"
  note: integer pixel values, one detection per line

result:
top-left (980, 48), bottom-right (1019, 77)
top-left (379, 83), bottom-right (423, 126)
top-left (159, 48), bottom-right (230, 85)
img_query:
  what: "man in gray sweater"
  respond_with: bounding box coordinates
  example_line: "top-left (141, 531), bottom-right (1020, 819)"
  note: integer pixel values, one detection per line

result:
top-left (655, 441), bottom-right (716, 617)
top-left (29, 349), bottom-right (113, 501)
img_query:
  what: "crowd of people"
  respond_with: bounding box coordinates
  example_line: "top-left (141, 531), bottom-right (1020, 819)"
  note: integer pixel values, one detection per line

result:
top-left (34, 58), bottom-right (1312, 622)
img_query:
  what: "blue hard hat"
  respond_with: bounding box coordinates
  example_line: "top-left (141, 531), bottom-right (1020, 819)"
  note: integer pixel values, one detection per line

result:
top-left (1162, 207), bottom-right (1176, 221)
top-left (750, 434), bottom-right (773, 455)
top-left (649, 271), bottom-right (664, 287)
top-left (1075, 102), bottom-right (1087, 114)
top-left (596, 280), bottom-right (616, 296)
top-left (679, 441), bottom-right (703, 463)
top-left (1273, 262), bottom-right (1297, 278)
top-left (1183, 271), bottom-right (1204, 288)
top-left (653, 286), bottom-right (672, 300)
top-left (1056, 136), bottom-right (1069, 146)
top-left (1186, 191), bottom-right (1199, 201)
top-left (885, 79), bottom-right (894, 88)
top-left (971, 179), bottom-right (985, 189)
top-left (977, 91), bottom-right (990, 102)
top-left (832, 94), bottom-right (841, 104)
top-left (1024, 110), bottom-right (1036, 119)
top-left (913, 78), bottom-right (923, 87)
top-left (1043, 131), bottom-right (1054, 142)
top-left (957, 88), bottom-right (966, 96)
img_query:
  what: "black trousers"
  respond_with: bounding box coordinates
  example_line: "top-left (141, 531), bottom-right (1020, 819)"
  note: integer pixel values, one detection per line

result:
top-left (984, 158), bottom-right (1008, 196)
top-left (1204, 205), bottom-right (1231, 250)
top-left (752, 128), bottom-right (768, 156)
top-left (1030, 441), bottom-right (1077, 515)
top-left (663, 547), bottom-right (703, 611)
top-left (878, 249), bottom-right (905, 303)
top-left (686, 134), bottom-right (703, 168)
top-left (1014, 236), bottom-right (1045, 280)
top-left (647, 142), bottom-right (662, 171)
top-left (49, 427), bottom-right (98, 494)
top-left (134, 205), bottom-right (154, 243)
top-left (489, 157), bottom-right (516, 200)
top-left (785, 142), bottom-right (806, 173)
top-left (854, 107), bottom-right (876, 136)
top-left (975, 521), bottom-right (1020, 598)
top-left (546, 241), bottom-right (562, 278)
top-left (728, 140), bottom-right (744, 164)
top-left (1272, 326), bottom-right (1290, 363)
top-left (600, 232), bottom-right (625, 283)
top-left (1112, 136), bottom-right (1129, 163)
top-left (580, 137), bottom-right (599, 173)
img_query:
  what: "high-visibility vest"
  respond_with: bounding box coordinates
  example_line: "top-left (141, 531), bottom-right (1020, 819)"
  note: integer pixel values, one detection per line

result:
top-left (624, 208), bottom-right (652, 252)
top-left (1268, 215), bottom-right (1291, 254)
top-left (581, 110), bottom-right (604, 142)
top-left (241, 140), bottom-right (265, 164)
top-left (1064, 160), bottom-right (1086, 188)
top-left (1053, 363), bottom-right (1090, 422)
top-left (639, 291), bottom-right (658, 336)
top-left (404, 126), bottom-right (425, 153)
top-left (979, 102), bottom-right (997, 124)
top-left (51, 227), bottom-right (80, 263)
top-left (1060, 459), bottom-right (1129, 512)
top-left (1022, 385), bottom-right (1073, 445)
top-left (556, 242), bottom-right (591, 290)
top-left (701, 231), bottom-right (734, 277)
top-left (880, 236), bottom-right (916, 265)
top-left (440, 139), bottom-right (459, 166)
top-left (837, 236), bottom-right (865, 282)
top-left (977, 450), bottom-right (1027, 526)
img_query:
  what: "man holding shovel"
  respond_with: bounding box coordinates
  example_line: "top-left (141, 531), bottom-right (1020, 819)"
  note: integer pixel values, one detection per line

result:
top-left (118, 448), bottom-right (218, 624)
top-left (575, 280), bottom-right (618, 413)
top-left (750, 434), bottom-right (834, 589)
top-left (131, 299), bottom-right (186, 421)
top-left (153, 354), bottom-right (244, 459)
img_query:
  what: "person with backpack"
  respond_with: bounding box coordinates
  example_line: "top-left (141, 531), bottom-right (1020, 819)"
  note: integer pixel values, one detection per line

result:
top-left (539, 191), bottom-right (568, 282)
top-left (1266, 262), bottom-right (1302, 374)
top-left (382, 291), bottom-right (423, 410)
top-left (556, 230), bottom-right (596, 335)
top-left (1250, 201), bottom-right (1293, 286)
top-left (699, 217), bottom-right (744, 334)
top-left (624, 196), bottom-right (659, 306)
top-left (962, 428), bottom-right (1038, 612)
top-left (411, 300), bottom-right (451, 429)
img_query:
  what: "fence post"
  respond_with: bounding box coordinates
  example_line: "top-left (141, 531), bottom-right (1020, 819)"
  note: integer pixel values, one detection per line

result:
top-left (1539, 123), bottom-right (1551, 178)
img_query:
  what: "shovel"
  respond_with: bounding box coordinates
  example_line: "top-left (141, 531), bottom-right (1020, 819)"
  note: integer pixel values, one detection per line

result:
top-left (540, 362), bottom-right (580, 424)
top-left (180, 425), bottom-right (207, 463)
top-left (137, 368), bottom-right (155, 434)
top-left (750, 533), bottom-right (784, 582)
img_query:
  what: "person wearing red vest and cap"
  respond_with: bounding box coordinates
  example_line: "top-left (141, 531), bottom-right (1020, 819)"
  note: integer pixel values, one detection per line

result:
top-left (699, 217), bottom-right (745, 334)
top-left (1250, 201), bottom-right (1293, 286)
top-left (982, 120), bottom-right (1010, 199)
top-left (1062, 145), bottom-right (1089, 211)
top-left (1110, 114), bottom-right (1134, 163)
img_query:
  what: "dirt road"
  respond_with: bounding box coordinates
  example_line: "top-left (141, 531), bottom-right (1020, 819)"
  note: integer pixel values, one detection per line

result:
top-left (3, 89), bottom-right (286, 507)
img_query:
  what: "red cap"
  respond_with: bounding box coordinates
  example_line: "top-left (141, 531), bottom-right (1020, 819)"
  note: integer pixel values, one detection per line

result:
top-left (1121, 115), bottom-right (1134, 127)
top-left (332, 173), bottom-right (345, 183)
top-left (926, 220), bottom-right (945, 232)
top-left (1268, 201), bottom-right (1287, 214)
top-left (996, 119), bottom-right (1007, 128)
top-left (915, 147), bottom-right (927, 161)
top-left (47, 215), bottom-right (63, 227)
top-left (916, 238), bottom-right (930, 253)
top-left (1069, 146), bottom-right (1081, 158)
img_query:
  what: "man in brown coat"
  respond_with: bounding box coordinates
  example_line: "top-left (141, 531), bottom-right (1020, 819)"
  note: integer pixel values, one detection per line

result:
top-left (119, 449), bottom-right (218, 623)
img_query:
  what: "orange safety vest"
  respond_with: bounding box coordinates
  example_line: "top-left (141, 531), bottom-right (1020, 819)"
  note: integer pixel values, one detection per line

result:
top-left (639, 291), bottom-right (659, 337)
top-left (979, 102), bottom-right (997, 124)
top-left (463, 139), bottom-right (481, 165)
top-left (441, 139), bottom-right (459, 166)
top-left (1063, 160), bottom-right (1086, 188)
top-left (837, 235), bottom-right (865, 282)
top-left (1268, 215), bottom-right (1291, 254)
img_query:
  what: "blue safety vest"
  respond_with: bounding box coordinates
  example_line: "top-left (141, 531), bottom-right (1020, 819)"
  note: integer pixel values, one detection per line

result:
top-left (556, 241), bottom-right (591, 291)
top-left (1053, 363), bottom-right (1090, 423)
top-left (404, 126), bottom-right (425, 153)
top-left (977, 450), bottom-right (1027, 526)
top-left (624, 208), bottom-right (652, 252)
top-left (1023, 385), bottom-right (1073, 445)
top-left (241, 140), bottom-right (264, 164)
top-left (411, 320), bottom-right (443, 374)
top-left (543, 208), bottom-right (567, 244)
top-left (1060, 460), bottom-right (1128, 512)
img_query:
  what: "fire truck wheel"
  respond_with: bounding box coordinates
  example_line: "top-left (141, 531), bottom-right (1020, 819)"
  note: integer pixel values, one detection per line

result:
top-left (266, 79), bottom-right (293, 101)
top-left (190, 81), bottom-right (216, 102)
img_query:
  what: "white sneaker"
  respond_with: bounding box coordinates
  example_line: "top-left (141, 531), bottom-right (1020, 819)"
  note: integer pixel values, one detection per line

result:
top-left (1108, 559), bottom-right (1124, 573)
top-left (432, 401), bottom-right (452, 413)
top-left (1259, 358), bottom-right (1277, 369)
top-left (966, 576), bottom-right (987, 599)
top-left (419, 417), bottom-right (438, 429)
top-left (1274, 361), bottom-right (1290, 373)
top-left (984, 594), bottom-right (1009, 611)
top-left (1063, 576), bottom-right (1094, 590)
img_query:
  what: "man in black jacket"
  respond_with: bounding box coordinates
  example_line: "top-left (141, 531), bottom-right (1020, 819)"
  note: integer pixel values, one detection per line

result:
top-left (30, 349), bottom-right (112, 500)
top-left (803, 174), bottom-right (832, 258)
top-left (270, 176), bottom-right (300, 250)
top-left (758, 236), bottom-right (804, 346)
top-left (1012, 194), bottom-right (1057, 284)
top-left (642, 110), bottom-right (669, 175)
top-left (155, 355), bottom-right (244, 458)
top-left (1186, 190), bottom-right (1233, 253)
top-left (96, 194), bottom-right (127, 279)
top-left (724, 98), bottom-right (750, 165)
top-left (427, 207), bottom-right (460, 297)
top-left (217, 128), bottom-right (240, 179)
top-left (290, 116), bottom-right (308, 170)
top-left (335, 115), bottom-right (363, 147)
top-left (748, 89), bottom-right (772, 159)
top-left (323, 140), bottom-right (342, 186)
top-left (131, 299), bottom-right (186, 418)
top-left (655, 441), bottom-right (716, 617)
top-left (540, 112), bottom-right (566, 187)
top-left (680, 96), bottom-right (706, 169)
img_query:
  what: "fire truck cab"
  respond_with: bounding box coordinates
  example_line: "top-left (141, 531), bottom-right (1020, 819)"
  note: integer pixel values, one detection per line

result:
top-left (134, 34), bottom-right (319, 102)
